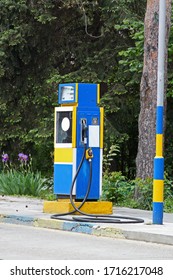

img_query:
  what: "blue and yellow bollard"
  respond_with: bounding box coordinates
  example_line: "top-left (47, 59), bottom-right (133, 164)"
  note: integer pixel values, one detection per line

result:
top-left (153, 106), bottom-right (164, 224)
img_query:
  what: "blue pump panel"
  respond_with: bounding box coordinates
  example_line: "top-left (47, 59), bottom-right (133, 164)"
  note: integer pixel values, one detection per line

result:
top-left (54, 164), bottom-right (73, 195)
top-left (78, 83), bottom-right (98, 108)
top-left (76, 148), bottom-right (100, 200)
top-left (76, 109), bottom-right (100, 147)
top-left (75, 108), bottom-right (101, 200)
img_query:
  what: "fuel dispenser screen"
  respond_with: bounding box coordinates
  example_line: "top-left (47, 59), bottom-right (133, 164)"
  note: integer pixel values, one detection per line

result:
top-left (56, 111), bottom-right (72, 144)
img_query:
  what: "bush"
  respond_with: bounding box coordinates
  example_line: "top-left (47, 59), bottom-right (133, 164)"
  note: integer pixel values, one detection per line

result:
top-left (102, 171), bottom-right (134, 203)
top-left (164, 198), bottom-right (173, 213)
top-left (0, 169), bottom-right (49, 196)
top-left (130, 177), bottom-right (153, 210)
top-left (102, 171), bottom-right (173, 212)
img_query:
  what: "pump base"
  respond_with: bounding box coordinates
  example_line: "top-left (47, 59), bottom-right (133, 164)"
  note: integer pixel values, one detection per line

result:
top-left (43, 200), bottom-right (113, 215)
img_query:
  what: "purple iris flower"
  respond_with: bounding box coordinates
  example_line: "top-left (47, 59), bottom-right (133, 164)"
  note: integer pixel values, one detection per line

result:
top-left (22, 154), bottom-right (28, 162)
top-left (2, 153), bottom-right (9, 163)
top-left (18, 153), bottom-right (28, 162)
top-left (18, 153), bottom-right (24, 160)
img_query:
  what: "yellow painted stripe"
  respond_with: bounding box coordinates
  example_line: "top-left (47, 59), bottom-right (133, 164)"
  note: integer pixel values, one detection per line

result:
top-left (100, 107), bottom-right (104, 148)
top-left (97, 84), bottom-right (100, 104)
top-left (54, 148), bottom-right (73, 163)
top-left (72, 107), bottom-right (76, 147)
top-left (156, 134), bottom-right (163, 157)
top-left (153, 179), bottom-right (164, 202)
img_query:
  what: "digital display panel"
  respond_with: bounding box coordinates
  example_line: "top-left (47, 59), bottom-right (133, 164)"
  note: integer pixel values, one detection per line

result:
top-left (60, 85), bottom-right (75, 103)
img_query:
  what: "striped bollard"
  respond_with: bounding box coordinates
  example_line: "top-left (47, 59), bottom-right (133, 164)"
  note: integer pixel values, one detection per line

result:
top-left (153, 106), bottom-right (164, 224)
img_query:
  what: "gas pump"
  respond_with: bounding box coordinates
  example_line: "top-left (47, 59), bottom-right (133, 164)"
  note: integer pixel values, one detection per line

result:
top-left (54, 83), bottom-right (103, 201)
top-left (43, 82), bottom-right (144, 223)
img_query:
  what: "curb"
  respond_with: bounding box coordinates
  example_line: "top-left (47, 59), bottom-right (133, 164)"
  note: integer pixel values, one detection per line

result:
top-left (0, 214), bottom-right (125, 239)
top-left (1, 213), bottom-right (173, 246)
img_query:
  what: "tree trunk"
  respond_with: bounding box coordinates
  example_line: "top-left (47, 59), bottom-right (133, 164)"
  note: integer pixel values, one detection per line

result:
top-left (136, 0), bottom-right (172, 179)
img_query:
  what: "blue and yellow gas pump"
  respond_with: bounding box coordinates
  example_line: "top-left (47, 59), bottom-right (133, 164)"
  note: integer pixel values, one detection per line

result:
top-left (43, 83), bottom-right (144, 223)
top-left (43, 82), bottom-right (113, 215)
top-left (54, 83), bottom-right (103, 200)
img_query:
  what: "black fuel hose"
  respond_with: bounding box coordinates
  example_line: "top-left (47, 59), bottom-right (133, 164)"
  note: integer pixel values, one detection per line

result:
top-left (51, 145), bottom-right (90, 220)
top-left (51, 146), bottom-right (144, 224)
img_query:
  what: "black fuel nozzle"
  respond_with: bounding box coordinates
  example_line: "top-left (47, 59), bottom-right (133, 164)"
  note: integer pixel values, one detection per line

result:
top-left (82, 119), bottom-right (88, 144)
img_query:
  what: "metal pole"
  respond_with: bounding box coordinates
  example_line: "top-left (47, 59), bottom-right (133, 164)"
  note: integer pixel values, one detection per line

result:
top-left (153, 0), bottom-right (166, 224)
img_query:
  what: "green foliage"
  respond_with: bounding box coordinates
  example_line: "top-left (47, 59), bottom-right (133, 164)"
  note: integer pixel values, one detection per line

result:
top-left (102, 171), bottom-right (133, 203)
top-left (164, 198), bottom-right (173, 213)
top-left (99, 15), bottom-right (144, 177)
top-left (0, 151), bottom-right (51, 196)
top-left (116, 19), bottom-right (144, 85)
top-left (130, 178), bottom-right (153, 210)
top-left (103, 144), bottom-right (120, 173)
top-left (0, 0), bottom-right (57, 175)
top-left (0, 170), bottom-right (49, 196)
top-left (102, 172), bottom-right (173, 212)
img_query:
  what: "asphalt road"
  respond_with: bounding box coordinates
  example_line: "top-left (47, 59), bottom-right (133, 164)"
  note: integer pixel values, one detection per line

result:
top-left (0, 223), bottom-right (173, 260)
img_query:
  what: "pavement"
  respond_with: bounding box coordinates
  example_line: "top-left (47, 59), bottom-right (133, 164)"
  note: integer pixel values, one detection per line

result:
top-left (0, 195), bottom-right (173, 246)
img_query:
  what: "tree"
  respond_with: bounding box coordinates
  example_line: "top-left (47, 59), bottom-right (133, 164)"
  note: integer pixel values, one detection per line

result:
top-left (0, 0), bottom-right (58, 174)
top-left (136, 0), bottom-right (172, 179)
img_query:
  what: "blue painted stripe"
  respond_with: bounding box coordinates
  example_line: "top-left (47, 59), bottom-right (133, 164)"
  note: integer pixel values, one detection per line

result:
top-left (152, 202), bottom-right (163, 224)
top-left (153, 157), bottom-right (164, 180)
top-left (63, 221), bottom-right (93, 234)
top-left (2, 215), bottom-right (34, 225)
top-left (156, 106), bottom-right (163, 134)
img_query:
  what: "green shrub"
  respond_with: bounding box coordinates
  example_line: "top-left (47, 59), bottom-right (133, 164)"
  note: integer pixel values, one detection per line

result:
top-left (164, 175), bottom-right (173, 212)
top-left (102, 171), bottom-right (173, 212)
top-left (164, 198), bottom-right (173, 213)
top-left (131, 177), bottom-right (153, 210)
top-left (0, 170), bottom-right (49, 197)
top-left (102, 171), bottom-right (134, 203)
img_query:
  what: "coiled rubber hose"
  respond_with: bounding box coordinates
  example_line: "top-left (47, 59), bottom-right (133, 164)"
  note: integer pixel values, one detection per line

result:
top-left (51, 146), bottom-right (144, 224)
